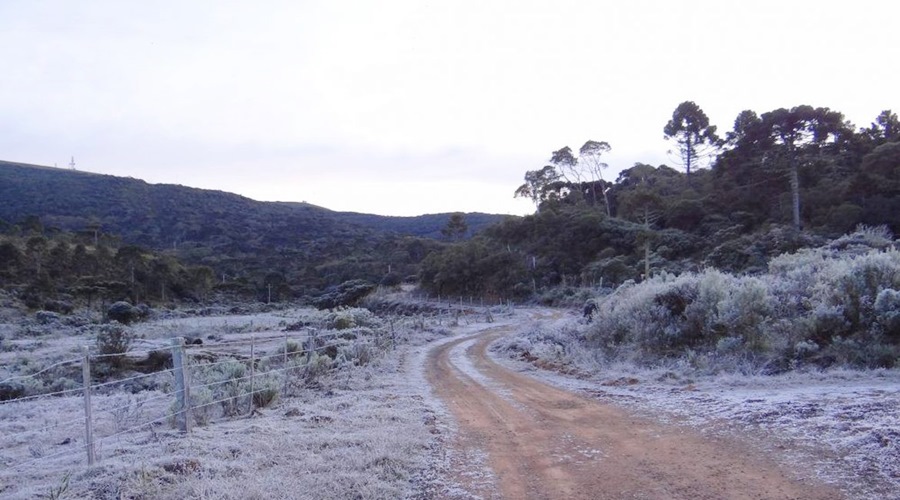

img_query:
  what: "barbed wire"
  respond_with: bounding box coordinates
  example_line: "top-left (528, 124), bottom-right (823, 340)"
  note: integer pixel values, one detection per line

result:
top-left (189, 359), bottom-right (304, 393)
top-left (0, 385), bottom-right (86, 406)
top-left (0, 357), bottom-right (82, 385)
top-left (0, 325), bottom-right (401, 472)
top-left (190, 379), bottom-right (294, 413)
top-left (89, 351), bottom-right (151, 360)
top-left (90, 368), bottom-right (176, 391)
top-left (190, 329), bottom-right (344, 349)
top-left (95, 412), bottom-right (175, 445)
top-left (96, 392), bottom-right (173, 416)
top-left (21, 413), bottom-right (86, 435)
top-left (187, 339), bottom-right (352, 371)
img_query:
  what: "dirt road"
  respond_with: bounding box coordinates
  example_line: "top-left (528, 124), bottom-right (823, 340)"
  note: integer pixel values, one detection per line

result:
top-left (425, 322), bottom-right (843, 499)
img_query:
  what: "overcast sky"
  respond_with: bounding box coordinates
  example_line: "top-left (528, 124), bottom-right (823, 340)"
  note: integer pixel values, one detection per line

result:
top-left (1, 1), bottom-right (897, 216)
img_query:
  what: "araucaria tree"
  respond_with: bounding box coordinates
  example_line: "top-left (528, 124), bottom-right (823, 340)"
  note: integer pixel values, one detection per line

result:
top-left (758, 105), bottom-right (849, 230)
top-left (664, 101), bottom-right (721, 179)
top-left (441, 213), bottom-right (469, 241)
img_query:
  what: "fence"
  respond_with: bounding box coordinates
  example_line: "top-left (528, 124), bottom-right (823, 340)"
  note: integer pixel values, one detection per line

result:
top-left (0, 326), bottom-right (386, 475)
top-left (0, 303), bottom-right (515, 479)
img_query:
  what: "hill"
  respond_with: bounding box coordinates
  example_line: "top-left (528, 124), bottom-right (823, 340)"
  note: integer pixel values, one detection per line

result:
top-left (291, 206), bottom-right (507, 240)
top-left (0, 160), bottom-right (499, 297)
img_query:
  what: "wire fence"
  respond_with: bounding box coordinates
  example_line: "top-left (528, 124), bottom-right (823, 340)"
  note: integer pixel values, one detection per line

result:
top-left (0, 303), bottom-right (514, 478)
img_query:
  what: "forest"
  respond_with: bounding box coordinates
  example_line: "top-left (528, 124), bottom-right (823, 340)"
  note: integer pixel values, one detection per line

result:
top-left (0, 162), bottom-right (502, 308)
top-left (420, 103), bottom-right (900, 301)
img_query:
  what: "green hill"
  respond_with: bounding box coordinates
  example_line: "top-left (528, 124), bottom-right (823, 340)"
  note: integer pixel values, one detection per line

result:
top-left (0, 160), bottom-right (498, 297)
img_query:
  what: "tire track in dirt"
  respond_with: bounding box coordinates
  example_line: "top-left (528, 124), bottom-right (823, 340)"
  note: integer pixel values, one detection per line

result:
top-left (426, 321), bottom-right (844, 499)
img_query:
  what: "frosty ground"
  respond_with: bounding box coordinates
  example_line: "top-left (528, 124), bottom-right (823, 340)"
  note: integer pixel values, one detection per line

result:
top-left (1, 306), bottom-right (898, 498)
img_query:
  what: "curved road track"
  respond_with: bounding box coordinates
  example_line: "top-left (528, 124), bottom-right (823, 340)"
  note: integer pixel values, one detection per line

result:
top-left (426, 319), bottom-right (842, 499)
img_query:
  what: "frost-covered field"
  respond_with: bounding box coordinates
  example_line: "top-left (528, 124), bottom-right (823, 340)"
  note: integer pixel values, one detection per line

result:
top-left (0, 304), bottom-right (507, 499)
top-left (493, 313), bottom-right (900, 499)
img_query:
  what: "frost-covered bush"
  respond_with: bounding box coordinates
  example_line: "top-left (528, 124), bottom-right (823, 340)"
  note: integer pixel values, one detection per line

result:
top-left (190, 360), bottom-right (281, 418)
top-left (827, 224), bottom-right (894, 254)
top-left (323, 308), bottom-right (383, 330)
top-left (769, 244), bottom-right (900, 347)
top-left (251, 379), bottom-right (280, 408)
top-left (35, 310), bottom-right (61, 325)
top-left (572, 229), bottom-right (900, 372)
top-left (311, 280), bottom-right (376, 310)
top-left (340, 341), bottom-right (375, 366)
top-left (874, 288), bottom-right (900, 338)
top-left (495, 324), bottom-right (592, 372)
top-left (96, 323), bottom-right (134, 370)
top-left (588, 270), bottom-right (774, 363)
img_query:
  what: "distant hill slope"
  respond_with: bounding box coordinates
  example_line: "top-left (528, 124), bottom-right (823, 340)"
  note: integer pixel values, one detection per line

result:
top-left (0, 160), bottom-right (508, 293)
top-left (279, 203), bottom-right (507, 240)
top-left (0, 161), bottom-right (503, 243)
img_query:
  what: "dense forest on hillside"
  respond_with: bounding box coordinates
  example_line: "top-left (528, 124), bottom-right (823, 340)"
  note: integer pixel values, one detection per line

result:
top-left (0, 226), bottom-right (214, 311)
top-left (0, 161), bottom-right (500, 303)
top-left (421, 104), bottom-right (900, 300)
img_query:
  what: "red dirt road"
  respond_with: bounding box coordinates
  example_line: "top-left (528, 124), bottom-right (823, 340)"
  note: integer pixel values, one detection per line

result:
top-left (426, 322), bottom-right (843, 499)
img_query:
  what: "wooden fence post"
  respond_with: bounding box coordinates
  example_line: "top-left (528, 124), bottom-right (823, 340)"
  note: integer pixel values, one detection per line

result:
top-left (82, 346), bottom-right (95, 466)
top-left (283, 331), bottom-right (289, 397)
top-left (248, 335), bottom-right (255, 413)
top-left (171, 337), bottom-right (192, 434)
top-left (306, 329), bottom-right (316, 364)
top-left (390, 319), bottom-right (396, 351)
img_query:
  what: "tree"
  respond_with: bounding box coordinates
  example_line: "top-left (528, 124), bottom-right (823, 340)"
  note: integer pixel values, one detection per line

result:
top-left (859, 141), bottom-right (900, 193)
top-left (629, 188), bottom-right (662, 280)
top-left (550, 146), bottom-right (583, 204)
top-left (862, 109), bottom-right (900, 145)
top-left (759, 105), bottom-right (850, 230)
top-left (0, 242), bottom-right (22, 279)
top-left (514, 165), bottom-right (560, 211)
top-left (579, 140), bottom-right (613, 216)
top-left (25, 236), bottom-right (48, 276)
top-left (545, 142), bottom-right (614, 210)
top-left (725, 110), bottom-right (764, 147)
top-left (188, 265), bottom-right (215, 300)
top-left (664, 101), bottom-right (721, 179)
top-left (441, 213), bottom-right (468, 241)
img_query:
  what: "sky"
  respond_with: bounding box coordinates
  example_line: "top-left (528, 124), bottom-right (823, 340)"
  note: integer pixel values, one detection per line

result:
top-left (1, 1), bottom-right (897, 217)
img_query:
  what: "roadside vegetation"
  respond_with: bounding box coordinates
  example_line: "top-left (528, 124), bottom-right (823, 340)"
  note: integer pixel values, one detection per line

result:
top-left (498, 226), bottom-right (900, 375)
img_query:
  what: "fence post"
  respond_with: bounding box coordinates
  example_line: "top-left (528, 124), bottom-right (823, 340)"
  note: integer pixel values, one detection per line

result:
top-left (390, 319), bottom-right (396, 351)
top-left (248, 335), bottom-right (255, 413)
top-left (171, 337), bottom-right (192, 434)
top-left (306, 329), bottom-right (316, 364)
top-left (81, 346), bottom-right (95, 466)
top-left (283, 331), bottom-right (289, 397)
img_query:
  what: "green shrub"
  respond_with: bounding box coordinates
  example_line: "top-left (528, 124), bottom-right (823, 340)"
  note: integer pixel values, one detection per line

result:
top-left (107, 301), bottom-right (142, 324)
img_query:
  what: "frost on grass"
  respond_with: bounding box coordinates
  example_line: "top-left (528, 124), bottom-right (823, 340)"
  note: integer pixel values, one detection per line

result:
top-left (0, 306), bottom-right (465, 500)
